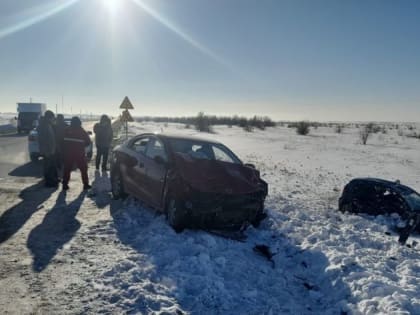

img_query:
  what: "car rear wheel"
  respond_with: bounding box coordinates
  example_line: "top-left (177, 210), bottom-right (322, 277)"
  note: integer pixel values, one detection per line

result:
top-left (251, 202), bottom-right (267, 228)
top-left (111, 168), bottom-right (127, 200)
top-left (166, 198), bottom-right (186, 233)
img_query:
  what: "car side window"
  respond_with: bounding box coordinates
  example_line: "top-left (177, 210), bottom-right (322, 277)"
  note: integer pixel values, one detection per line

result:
top-left (352, 183), bottom-right (368, 199)
top-left (213, 145), bottom-right (234, 163)
top-left (131, 137), bottom-right (149, 154)
top-left (189, 144), bottom-right (212, 160)
top-left (145, 138), bottom-right (168, 161)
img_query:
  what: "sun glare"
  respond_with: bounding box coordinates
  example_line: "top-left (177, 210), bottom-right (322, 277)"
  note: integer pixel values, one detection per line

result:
top-left (103, 0), bottom-right (122, 14)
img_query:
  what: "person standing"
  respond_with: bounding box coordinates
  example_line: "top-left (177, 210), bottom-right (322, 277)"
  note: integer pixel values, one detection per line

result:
top-left (54, 114), bottom-right (67, 175)
top-left (62, 116), bottom-right (92, 190)
top-left (93, 115), bottom-right (113, 171)
top-left (37, 110), bottom-right (58, 187)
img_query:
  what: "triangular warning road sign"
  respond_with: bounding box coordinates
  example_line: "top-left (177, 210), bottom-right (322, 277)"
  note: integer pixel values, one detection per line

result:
top-left (120, 96), bottom-right (134, 110)
top-left (121, 109), bottom-right (134, 122)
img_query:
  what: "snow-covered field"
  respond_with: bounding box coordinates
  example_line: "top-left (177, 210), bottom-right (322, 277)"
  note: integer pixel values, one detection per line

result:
top-left (0, 113), bottom-right (17, 133)
top-left (0, 120), bottom-right (419, 314)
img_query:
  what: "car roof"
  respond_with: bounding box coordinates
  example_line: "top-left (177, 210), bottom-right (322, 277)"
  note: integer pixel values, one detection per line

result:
top-left (137, 133), bottom-right (222, 145)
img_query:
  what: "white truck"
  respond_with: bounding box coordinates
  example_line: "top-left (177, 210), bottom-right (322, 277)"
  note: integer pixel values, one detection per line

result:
top-left (17, 102), bottom-right (46, 134)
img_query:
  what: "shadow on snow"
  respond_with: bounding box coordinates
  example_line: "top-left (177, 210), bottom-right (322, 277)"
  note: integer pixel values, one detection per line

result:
top-left (27, 190), bottom-right (86, 272)
top-left (8, 161), bottom-right (43, 178)
top-left (0, 181), bottom-right (55, 244)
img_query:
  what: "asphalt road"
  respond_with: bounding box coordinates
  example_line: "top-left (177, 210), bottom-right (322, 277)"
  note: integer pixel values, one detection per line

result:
top-left (0, 133), bottom-right (37, 179)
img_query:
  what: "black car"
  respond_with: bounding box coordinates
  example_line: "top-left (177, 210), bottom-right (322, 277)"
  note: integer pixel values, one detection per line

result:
top-left (339, 178), bottom-right (420, 244)
top-left (111, 133), bottom-right (268, 232)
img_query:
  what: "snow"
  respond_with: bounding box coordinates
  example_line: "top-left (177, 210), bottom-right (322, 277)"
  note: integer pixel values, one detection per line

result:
top-left (0, 113), bottom-right (17, 133)
top-left (0, 120), bottom-right (419, 314)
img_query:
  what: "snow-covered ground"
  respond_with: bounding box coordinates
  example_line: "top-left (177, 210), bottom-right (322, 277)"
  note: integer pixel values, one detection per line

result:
top-left (0, 120), bottom-right (419, 314)
top-left (0, 113), bottom-right (17, 133)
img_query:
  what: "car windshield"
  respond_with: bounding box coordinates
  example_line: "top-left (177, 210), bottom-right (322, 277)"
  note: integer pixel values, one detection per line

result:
top-left (403, 193), bottom-right (420, 211)
top-left (168, 138), bottom-right (241, 164)
top-left (18, 112), bottom-right (39, 120)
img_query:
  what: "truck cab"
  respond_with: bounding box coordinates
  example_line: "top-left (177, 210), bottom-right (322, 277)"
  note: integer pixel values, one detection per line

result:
top-left (17, 102), bottom-right (46, 134)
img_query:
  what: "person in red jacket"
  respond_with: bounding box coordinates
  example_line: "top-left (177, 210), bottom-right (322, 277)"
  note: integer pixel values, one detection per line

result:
top-left (62, 116), bottom-right (92, 191)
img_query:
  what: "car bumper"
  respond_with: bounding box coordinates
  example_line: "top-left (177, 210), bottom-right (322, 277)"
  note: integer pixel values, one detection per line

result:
top-left (184, 191), bottom-right (266, 229)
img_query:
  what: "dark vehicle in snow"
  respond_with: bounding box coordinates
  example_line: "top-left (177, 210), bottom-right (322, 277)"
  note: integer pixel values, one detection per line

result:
top-left (339, 178), bottom-right (420, 244)
top-left (111, 133), bottom-right (268, 231)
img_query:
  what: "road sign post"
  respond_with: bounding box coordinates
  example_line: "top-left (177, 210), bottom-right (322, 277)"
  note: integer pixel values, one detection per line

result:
top-left (119, 96), bottom-right (134, 140)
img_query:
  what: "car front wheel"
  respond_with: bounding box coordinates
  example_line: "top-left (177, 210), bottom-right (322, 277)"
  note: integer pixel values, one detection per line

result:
top-left (251, 202), bottom-right (267, 228)
top-left (111, 167), bottom-right (127, 200)
top-left (166, 198), bottom-right (187, 233)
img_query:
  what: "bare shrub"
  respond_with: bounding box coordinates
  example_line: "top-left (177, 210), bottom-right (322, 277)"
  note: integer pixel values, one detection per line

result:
top-left (296, 121), bottom-right (310, 135)
top-left (136, 114), bottom-right (276, 130)
top-left (360, 123), bottom-right (375, 145)
top-left (243, 124), bottom-right (254, 132)
top-left (372, 124), bottom-right (381, 133)
top-left (406, 132), bottom-right (420, 139)
top-left (195, 112), bottom-right (213, 133)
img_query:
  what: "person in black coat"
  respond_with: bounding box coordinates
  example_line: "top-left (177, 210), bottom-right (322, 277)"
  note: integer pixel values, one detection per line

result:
top-left (37, 110), bottom-right (58, 187)
top-left (93, 115), bottom-right (113, 171)
top-left (54, 114), bottom-right (67, 175)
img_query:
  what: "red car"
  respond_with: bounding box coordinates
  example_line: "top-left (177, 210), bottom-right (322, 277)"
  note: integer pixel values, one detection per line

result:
top-left (110, 133), bottom-right (268, 231)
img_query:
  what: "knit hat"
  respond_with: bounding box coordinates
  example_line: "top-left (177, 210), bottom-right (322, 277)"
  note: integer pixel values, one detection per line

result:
top-left (71, 116), bottom-right (82, 127)
top-left (44, 110), bottom-right (55, 120)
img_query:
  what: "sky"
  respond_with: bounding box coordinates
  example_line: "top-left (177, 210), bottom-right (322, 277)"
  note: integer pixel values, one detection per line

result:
top-left (0, 0), bottom-right (419, 121)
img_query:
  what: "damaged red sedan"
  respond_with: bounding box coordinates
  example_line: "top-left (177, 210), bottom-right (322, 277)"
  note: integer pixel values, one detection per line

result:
top-left (110, 133), bottom-right (268, 231)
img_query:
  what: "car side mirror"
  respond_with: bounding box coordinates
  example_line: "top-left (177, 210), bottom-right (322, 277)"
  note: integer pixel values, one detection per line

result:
top-left (153, 155), bottom-right (166, 165)
top-left (14, 117), bottom-right (17, 120)
top-left (244, 163), bottom-right (256, 169)
top-left (87, 131), bottom-right (93, 135)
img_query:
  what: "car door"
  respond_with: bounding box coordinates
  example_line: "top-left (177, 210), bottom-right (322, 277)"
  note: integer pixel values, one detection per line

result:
top-left (143, 137), bottom-right (169, 209)
top-left (123, 136), bottom-right (150, 201)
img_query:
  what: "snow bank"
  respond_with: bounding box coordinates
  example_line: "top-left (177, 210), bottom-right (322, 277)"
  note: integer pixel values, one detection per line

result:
top-left (0, 113), bottom-right (17, 133)
top-left (1, 120), bottom-right (419, 314)
top-left (83, 122), bottom-right (419, 314)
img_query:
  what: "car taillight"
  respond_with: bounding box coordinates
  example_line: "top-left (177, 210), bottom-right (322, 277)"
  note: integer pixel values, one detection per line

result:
top-left (28, 134), bottom-right (37, 141)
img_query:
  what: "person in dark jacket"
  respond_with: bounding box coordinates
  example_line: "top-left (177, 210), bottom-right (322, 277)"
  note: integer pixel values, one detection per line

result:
top-left (93, 115), bottom-right (113, 171)
top-left (37, 110), bottom-right (58, 187)
top-left (54, 114), bottom-right (67, 174)
top-left (62, 116), bottom-right (92, 190)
